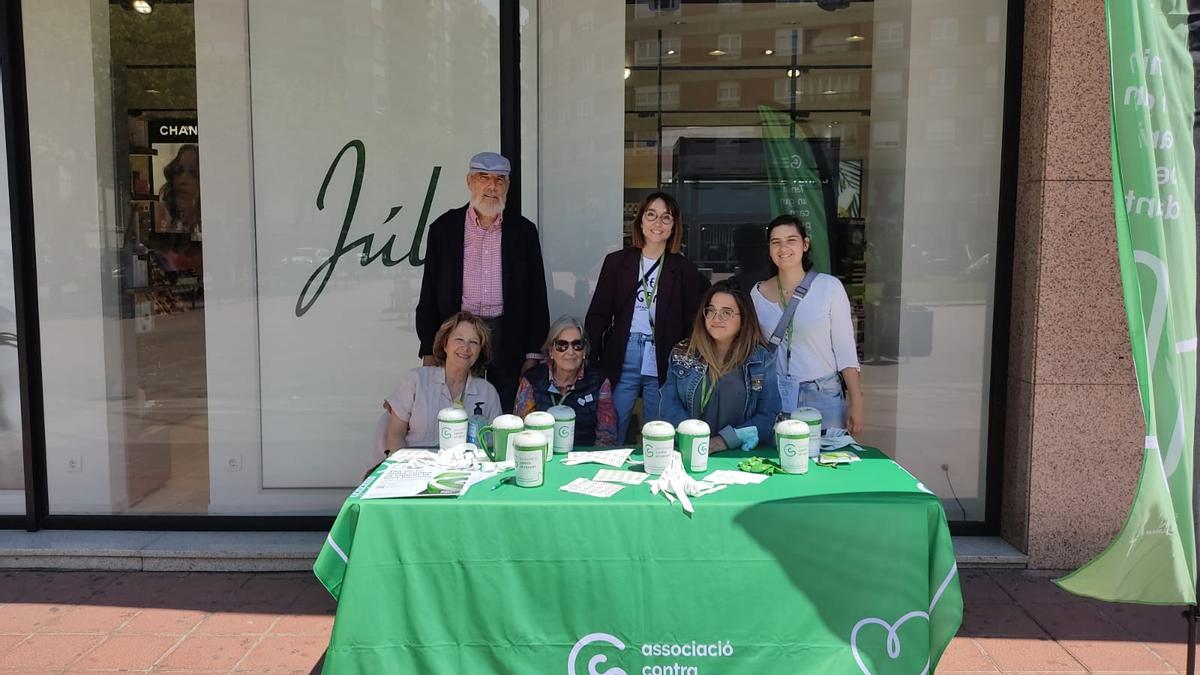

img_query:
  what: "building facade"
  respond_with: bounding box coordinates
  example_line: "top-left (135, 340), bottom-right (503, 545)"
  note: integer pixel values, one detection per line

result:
top-left (0, 0), bottom-right (1134, 570)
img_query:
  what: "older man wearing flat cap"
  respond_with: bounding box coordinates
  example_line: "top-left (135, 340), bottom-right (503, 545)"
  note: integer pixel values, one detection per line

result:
top-left (415, 152), bottom-right (549, 413)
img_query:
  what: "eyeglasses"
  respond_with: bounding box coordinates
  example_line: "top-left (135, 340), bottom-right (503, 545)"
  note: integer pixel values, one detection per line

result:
top-left (643, 210), bottom-right (674, 226)
top-left (553, 339), bottom-right (586, 352)
top-left (703, 307), bottom-right (740, 321)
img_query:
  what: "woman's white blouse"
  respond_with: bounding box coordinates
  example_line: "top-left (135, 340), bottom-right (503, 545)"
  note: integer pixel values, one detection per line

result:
top-left (372, 366), bottom-right (502, 460)
top-left (750, 273), bottom-right (860, 383)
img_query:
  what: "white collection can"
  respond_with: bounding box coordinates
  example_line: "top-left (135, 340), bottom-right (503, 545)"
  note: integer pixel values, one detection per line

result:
top-left (437, 406), bottom-right (469, 450)
top-left (775, 419), bottom-right (811, 474)
top-left (513, 431), bottom-right (546, 487)
top-left (548, 405), bottom-right (576, 454)
top-left (524, 411), bottom-right (556, 462)
top-left (642, 421), bottom-right (676, 475)
top-left (675, 419), bottom-right (711, 473)
top-left (790, 407), bottom-right (823, 457)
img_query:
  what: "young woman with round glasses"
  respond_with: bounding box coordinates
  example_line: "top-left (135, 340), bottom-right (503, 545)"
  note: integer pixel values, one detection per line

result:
top-left (660, 283), bottom-right (781, 452)
top-left (585, 191), bottom-right (709, 442)
top-left (514, 315), bottom-right (618, 446)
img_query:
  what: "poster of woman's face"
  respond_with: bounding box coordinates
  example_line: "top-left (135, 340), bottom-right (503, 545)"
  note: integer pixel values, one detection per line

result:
top-left (155, 143), bottom-right (200, 233)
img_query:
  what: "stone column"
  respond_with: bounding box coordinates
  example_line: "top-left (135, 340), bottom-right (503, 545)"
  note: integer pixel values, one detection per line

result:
top-left (1003, 0), bottom-right (1144, 568)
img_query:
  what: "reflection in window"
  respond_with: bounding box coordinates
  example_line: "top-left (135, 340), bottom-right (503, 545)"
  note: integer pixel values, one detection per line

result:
top-left (928, 68), bottom-right (958, 95)
top-left (877, 20), bottom-right (903, 49)
top-left (717, 81), bottom-right (741, 107)
top-left (716, 33), bottom-right (742, 59)
top-left (931, 17), bottom-right (959, 45)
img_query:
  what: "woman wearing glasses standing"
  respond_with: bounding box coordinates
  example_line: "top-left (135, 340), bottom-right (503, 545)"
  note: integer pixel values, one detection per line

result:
top-left (660, 283), bottom-right (781, 452)
top-left (585, 192), bottom-right (709, 442)
top-left (750, 214), bottom-right (863, 434)
top-left (514, 316), bottom-right (618, 446)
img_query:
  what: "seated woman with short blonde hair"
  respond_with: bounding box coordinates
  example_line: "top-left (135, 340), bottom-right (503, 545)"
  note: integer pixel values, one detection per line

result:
top-left (373, 312), bottom-right (503, 460)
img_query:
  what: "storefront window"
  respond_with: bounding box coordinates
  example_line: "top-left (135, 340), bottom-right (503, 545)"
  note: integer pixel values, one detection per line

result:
top-left (0, 82), bottom-right (22, 515)
top-left (536, 0), bottom-right (1006, 521)
top-left (20, 0), bottom-right (1006, 521)
top-left (24, 0), bottom-right (206, 515)
top-left (24, 0), bottom-right (499, 515)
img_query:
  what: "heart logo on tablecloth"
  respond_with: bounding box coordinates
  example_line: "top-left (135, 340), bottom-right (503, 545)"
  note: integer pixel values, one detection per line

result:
top-left (849, 563), bottom-right (958, 675)
top-left (850, 611), bottom-right (931, 675)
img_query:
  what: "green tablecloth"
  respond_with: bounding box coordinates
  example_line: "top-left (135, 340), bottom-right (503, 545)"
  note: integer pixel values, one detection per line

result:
top-left (315, 448), bottom-right (962, 674)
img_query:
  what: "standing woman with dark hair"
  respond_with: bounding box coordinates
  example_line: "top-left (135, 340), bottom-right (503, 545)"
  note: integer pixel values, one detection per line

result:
top-left (751, 214), bottom-right (863, 434)
top-left (585, 192), bottom-right (709, 442)
top-left (659, 283), bottom-right (781, 452)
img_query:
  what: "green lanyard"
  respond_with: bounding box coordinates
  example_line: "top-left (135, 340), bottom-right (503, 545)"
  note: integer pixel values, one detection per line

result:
top-left (698, 369), bottom-right (716, 412)
top-left (641, 255), bottom-right (662, 335)
top-left (775, 276), bottom-right (794, 370)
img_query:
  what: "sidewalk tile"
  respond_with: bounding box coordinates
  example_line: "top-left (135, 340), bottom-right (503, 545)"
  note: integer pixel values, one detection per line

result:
top-left (0, 633), bottom-right (105, 670)
top-left (194, 611), bottom-right (281, 635)
top-left (38, 603), bottom-right (140, 633)
top-left (937, 637), bottom-right (998, 672)
top-left (162, 573), bottom-right (253, 609)
top-left (68, 633), bottom-right (178, 670)
top-left (989, 571), bottom-right (1099, 607)
top-left (1145, 639), bottom-right (1187, 672)
top-left (288, 583), bottom-right (337, 615)
top-left (158, 634), bottom-right (259, 671)
top-left (962, 603), bottom-right (1048, 638)
top-left (89, 571), bottom-right (187, 607)
top-left (961, 570), bottom-right (1017, 605)
top-left (0, 634), bottom-right (27, 655)
top-left (272, 612), bottom-right (334, 636)
top-left (233, 575), bottom-right (310, 610)
top-left (236, 634), bottom-right (328, 672)
top-left (976, 637), bottom-right (1087, 672)
top-left (0, 603), bottom-right (70, 633)
top-left (1022, 602), bottom-right (1133, 639)
top-left (1100, 603), bottom-right (1188, 642)
top-left (119, 607), bottom-right (208, 635)
top-left (1060, 639), bottom-right (1174, 672)
top-left (11, 572), bottom-right (119, 605)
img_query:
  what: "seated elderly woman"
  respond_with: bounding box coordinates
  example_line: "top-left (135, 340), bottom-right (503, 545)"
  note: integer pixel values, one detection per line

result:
top-left (514, 315), bottom-right (618, 447)
top-left (373, 312), bottom-right (503, 460)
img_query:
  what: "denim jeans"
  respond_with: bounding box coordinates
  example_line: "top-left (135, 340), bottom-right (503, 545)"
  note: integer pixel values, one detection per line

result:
top-left (612, 333), bottom-right (661, 443)
top-left (796, 373), bottom-right (845, 432)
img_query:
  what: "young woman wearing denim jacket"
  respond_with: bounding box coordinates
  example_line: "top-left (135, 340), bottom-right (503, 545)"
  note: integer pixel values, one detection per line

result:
top-left (750, 214), bottom-right (864, 434)
top-left (660, 284), bottom-right (782, 452)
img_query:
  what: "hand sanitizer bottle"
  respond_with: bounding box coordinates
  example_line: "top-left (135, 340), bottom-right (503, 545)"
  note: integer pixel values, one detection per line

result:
top-left (467, 401), bottom-right (487, 445)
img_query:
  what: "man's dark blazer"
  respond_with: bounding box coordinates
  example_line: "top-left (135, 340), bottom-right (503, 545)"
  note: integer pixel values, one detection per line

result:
top-left (415, 204), bottom-right (549, 370)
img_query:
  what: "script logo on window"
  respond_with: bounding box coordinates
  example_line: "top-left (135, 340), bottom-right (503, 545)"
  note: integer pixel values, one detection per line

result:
top-left (568, 633), bottom-right (627, 675)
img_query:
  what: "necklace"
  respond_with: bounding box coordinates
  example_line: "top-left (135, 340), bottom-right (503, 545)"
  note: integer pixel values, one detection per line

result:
top-left (446, 373), bottom-right (467, 406)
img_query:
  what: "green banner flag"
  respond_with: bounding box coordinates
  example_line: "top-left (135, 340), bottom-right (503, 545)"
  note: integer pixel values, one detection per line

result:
top-left (759, 106), bottom-right (833, 274)
top-left (1057, 0), bottom-right (1197, 605)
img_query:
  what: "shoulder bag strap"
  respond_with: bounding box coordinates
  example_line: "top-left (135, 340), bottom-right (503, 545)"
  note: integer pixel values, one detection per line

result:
top-left (766, 270), bottom-right (818, 353)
